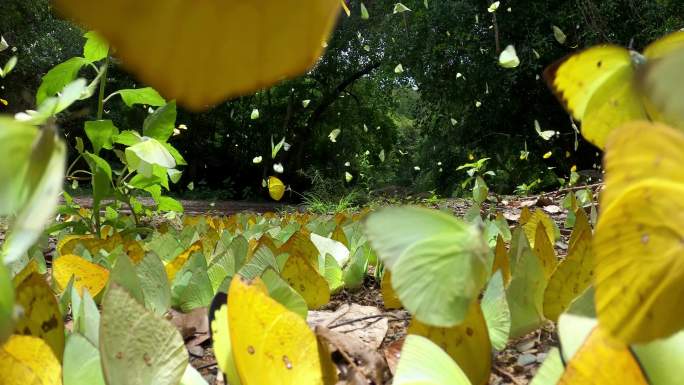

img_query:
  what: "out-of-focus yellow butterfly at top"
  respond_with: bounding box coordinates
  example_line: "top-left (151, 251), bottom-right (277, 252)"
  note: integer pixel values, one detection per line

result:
top-left (52, 0), bottom-right (341, 111)
top-left (544, 31), bottom-right (684, 149)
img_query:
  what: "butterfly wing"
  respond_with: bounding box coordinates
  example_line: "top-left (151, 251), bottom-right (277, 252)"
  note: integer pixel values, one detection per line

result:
top-left (643, 30), bottom-right (684, 60)
top-left (228, 276), bottom-right (326, 385)
top-left (594, 122), bottom-right (684, 344)
top-left (53, 0), bottom-right (340, 110)
top-left (581, 65), bottom-right (648, 148)
top-left (545, 45), bottom-right (646, 148)
top-left (639, 32), bottom-right (684, 130)
top-left (268, 176), bottom-right (285, 201)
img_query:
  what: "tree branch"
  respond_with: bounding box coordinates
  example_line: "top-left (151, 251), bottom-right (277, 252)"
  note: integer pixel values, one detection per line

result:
top-left (306, 61), bottom-right (381, 129)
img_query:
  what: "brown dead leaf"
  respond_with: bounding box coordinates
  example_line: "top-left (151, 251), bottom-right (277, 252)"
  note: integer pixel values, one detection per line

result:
top-left (543, 205), bottom-right (562, 214)
top-left (520, 199), bottom-right (538, 207)
top-left (167, 307), bottom-right (208, 340)
top-left (383, 338), bottom-right (405, 376)
top-left (316, 326), bottom-right (390, 385)
top-left (503, 211), bottom-right (521, 222)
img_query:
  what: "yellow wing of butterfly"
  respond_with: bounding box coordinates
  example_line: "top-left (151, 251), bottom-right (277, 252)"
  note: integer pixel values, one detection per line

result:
top-left (268, 176), bottom-right (286, 201)
top-left (407, 301), bottom-right (492, 385)
top-left (0, 335), bottom-right (62, 385)
top-left (227, 276), bottom-right (329, 385)
top-left (544, 45), bottom-right (646, 149)
top-left (594, 121), bottom-right (684, 343)
top-left (53, 0), bottom-right (340, 110)
top-left (559, 327), bottom-right (648, 385)
top-left (639, 31), bottom-right (684, 130)
top-left (642, 30), bottom-right (684, 60)
top-left (14, 274), bottom-right (65, 362)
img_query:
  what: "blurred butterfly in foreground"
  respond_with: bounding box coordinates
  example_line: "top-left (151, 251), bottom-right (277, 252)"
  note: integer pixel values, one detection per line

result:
top-left (53, 0), bottom-right (341, 110)
top-left (544, 31), bottom-right (684, 149)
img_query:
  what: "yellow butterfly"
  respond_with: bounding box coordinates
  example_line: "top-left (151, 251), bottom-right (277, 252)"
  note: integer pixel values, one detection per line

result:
top-left (53, 0), bottom-right (340, 110)
top-left (268, 176), bottom-right (285, 201)
top-left (544, 31), bottom-right (684, 149)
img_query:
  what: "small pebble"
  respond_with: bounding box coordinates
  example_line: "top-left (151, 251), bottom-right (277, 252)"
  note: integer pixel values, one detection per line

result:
top-left (515, 340), bottom-right (536, 352)
top-left (517, 353), bottom-right (538, 366)
top-left (188, 345), bottom-right (204, 357)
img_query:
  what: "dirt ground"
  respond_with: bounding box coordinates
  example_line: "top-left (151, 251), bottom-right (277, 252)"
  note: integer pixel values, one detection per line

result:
top-left (30, 184), bottom-right (600, 384)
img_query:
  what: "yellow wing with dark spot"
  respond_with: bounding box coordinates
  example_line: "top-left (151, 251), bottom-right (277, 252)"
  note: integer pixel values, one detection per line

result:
top-left (545, 45), bottom-right (632, 120)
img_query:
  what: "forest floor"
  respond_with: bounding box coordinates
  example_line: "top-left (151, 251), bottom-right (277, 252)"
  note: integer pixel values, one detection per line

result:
top-left (156, 185), bottom-right (598, 385)
top-left (4, 185), bottom-right (600, 384)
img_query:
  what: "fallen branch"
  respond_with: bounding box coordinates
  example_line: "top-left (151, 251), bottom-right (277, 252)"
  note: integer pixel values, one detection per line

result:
top-left (329, 314), bottom-right (410, 330)
top-left (493, 365), bottom-right (525, 385)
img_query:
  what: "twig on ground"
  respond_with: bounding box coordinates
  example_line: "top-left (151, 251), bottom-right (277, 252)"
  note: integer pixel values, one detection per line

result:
top-left (328, 314), bottom-right (410, 330)
top-left (493, 365), bottom-right (526, 385)
top-left (195, 361), bottom-right (217, 371)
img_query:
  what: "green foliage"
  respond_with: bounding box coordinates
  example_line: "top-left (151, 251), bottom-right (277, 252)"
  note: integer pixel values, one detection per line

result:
top-left (23, 31), bottom-right (188, 236)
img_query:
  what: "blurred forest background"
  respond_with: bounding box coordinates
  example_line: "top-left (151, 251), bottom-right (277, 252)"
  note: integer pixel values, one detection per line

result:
top-left (2, 0), bottom-right (683, 201)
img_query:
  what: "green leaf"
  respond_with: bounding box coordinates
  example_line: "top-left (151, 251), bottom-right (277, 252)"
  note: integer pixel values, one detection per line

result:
top-left (136, 252), bottom-right (171, 315)
top-left (157, 196), bottom-right (183, 212)
top-left (261, 269), bottom-right (308, 319)
top-left (100, 285), bottom-right (188, 385)
top-left (129, 174), bottom-right (164, 190)
top-left (143, 101), bottom-right (177, 142)
top-left (63, 333), bottom-right (106, 385)
top-left (80, 65), bottom-right (106, 100)
top-left (481, 271), bottom-right (511, 350)
top-left (506, 236), bottom-right (547, 339)
top-left (113, 87), bottom-right (166, 107)
top-left (20, 78), bottom-right (89, 124)
top-left (529, 348), bottom-right (563, 385)
top-left (36, 57), bottom-right (88, 105)
top-left (366, 207), bottom-right (488, 327)
top-left (394, 335), bottom-right (472, 385)
top-left (83, 152), bottom-right (113, 207)
top-left (83, 31), bottom-right (109, 63)
top-left (54, 78), bottom-right (88, 114)
top-left (162, 143), bottom-right (187, 166)
top-left (126, 138), bottom-right (176, 177)
top-left (633, 330), bottom-right (684, 385)
top-left (85, 120), bottom-right (119, 155)
top-left (114, 130), bottom-right (143, 146)
top-left (472, 176), bottom-right (488, 205)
